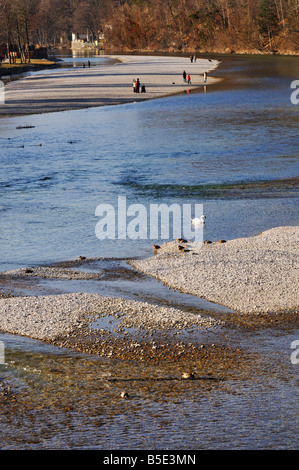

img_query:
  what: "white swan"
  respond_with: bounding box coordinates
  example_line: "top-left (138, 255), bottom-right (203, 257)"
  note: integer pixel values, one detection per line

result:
top-left (191, 215), bottom-right (206, 225)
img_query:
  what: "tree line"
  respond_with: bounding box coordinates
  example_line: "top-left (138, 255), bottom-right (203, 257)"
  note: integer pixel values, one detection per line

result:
top-left (1, 0), bottom-right (298, 62)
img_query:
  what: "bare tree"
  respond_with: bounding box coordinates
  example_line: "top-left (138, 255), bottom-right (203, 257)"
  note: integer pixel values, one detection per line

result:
top-left (0, 0), bottom-right (14, 63)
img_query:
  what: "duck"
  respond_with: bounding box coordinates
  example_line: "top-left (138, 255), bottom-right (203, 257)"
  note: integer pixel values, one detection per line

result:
top-left (176, 238), bottom-right (187, 243)
top-left (78, 255), bottom-right (86, 261)
top-left (120, 391), bottom-right (129, 398)
top-left (153, 244), bottom-right (160, 251)
top-left (177, 245), bottom-right (185, 251)
top-left (24, 268), bottom-right (33, 274)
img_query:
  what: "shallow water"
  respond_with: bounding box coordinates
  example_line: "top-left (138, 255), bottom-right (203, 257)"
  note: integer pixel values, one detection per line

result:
top-left (0, 53), bottom-right (298, 450)
top-left (0, 322), bottom-right (298, 450)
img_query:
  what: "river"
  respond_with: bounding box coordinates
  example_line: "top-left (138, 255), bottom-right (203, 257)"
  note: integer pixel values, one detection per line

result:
top-left (0, 52), bottom-right (298, 450)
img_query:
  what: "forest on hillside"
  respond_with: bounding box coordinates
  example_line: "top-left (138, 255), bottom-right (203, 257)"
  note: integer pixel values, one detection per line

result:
top-left (0, 0), bottom-right (298, 59)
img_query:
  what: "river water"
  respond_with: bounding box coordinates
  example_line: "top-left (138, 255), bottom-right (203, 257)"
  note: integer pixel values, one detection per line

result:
top-left (0, 53), bottom-right (298, 450)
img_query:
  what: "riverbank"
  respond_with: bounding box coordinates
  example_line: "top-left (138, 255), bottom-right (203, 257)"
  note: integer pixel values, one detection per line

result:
top-left (130, 226), bottom-right (299, 315)
top-left (0, 58), bottom-right (58, 79)
top-left (0, 55), bottom-right (220, 117)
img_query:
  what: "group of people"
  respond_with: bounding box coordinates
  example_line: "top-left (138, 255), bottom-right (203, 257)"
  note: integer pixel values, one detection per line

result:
top-left (183, 70), bottom-right (208, 84)
top-left (187, 56), bottom-right (209, 84)
top-left (130, 63), bottom-right (207, 95)
top-left (132, 78), bottom-right (146, 93)
top-left (182, 70), bottom-right (191, 84)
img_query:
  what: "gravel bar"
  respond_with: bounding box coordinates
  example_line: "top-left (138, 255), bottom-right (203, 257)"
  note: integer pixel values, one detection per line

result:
top-left (0, 292), bottom-right (221, 341)
top-left (0, 266), bottom-right (102, 280)
top-left (130, 226), bottom-right (299, 314)
top-left (0, 226), bottom-right (297, 351)
top-left (0, 55), bottom-right (220, 117)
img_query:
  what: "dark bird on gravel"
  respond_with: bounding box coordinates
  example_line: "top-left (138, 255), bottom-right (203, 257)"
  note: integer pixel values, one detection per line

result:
top-left (153, 244), bottom-right (160, 250)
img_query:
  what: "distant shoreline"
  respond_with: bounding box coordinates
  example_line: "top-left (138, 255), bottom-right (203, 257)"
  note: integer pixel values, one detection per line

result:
top-left (0, 59), bottom-right (59, 79)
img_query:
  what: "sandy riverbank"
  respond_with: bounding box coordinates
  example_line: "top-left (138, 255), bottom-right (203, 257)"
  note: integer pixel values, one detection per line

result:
top-left (130, 226), bottom-right (299, 315)
top-left (0, 55), bottom-right (220, 117)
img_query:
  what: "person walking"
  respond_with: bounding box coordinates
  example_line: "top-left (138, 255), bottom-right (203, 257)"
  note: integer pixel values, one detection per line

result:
top-left (183, 70), bottom-right (186, 82)
top-left (136, 78), bottom-right (140, 93)
top-left (187, 74), bottom-right (191, 84)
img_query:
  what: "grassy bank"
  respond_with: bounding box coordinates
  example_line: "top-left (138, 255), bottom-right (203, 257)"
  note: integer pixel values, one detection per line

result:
top-left (0, 58), bottom-right (58, 78)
